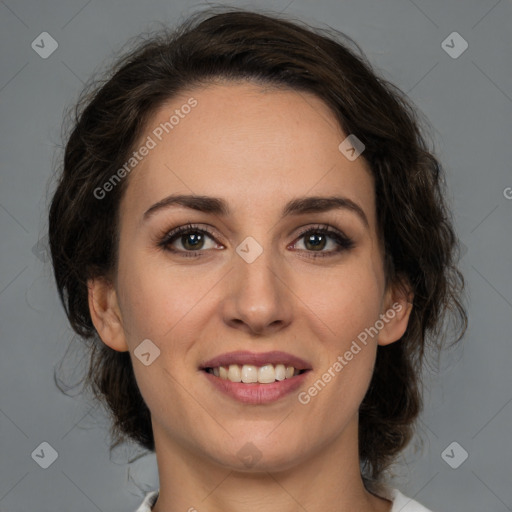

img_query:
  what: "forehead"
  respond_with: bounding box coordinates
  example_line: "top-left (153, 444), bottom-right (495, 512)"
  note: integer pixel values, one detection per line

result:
top-left (120, 81), bottom-right (375, 228)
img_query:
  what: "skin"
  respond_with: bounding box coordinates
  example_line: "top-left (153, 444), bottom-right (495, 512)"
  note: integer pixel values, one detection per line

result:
top-left (88, 81), bottom-right (413, 512)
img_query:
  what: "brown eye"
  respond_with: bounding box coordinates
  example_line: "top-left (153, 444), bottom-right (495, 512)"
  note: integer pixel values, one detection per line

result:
top-left (158, 224), bottom-right (221, 256)
top-left (292, 225), bottom-right (355, 258)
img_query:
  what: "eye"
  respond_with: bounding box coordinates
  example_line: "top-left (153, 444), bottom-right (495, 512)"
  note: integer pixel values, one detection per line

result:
top-left (157, 223), bottom-right (355, 259)
top-left (158, 223), bottom-right (221, 257)
top-left (290, 224), bottom-right (355, 258)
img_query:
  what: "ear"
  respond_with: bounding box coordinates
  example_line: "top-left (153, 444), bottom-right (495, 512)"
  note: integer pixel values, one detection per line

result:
top-left (87, 276), bottom-right (129, 352)
top-left (377, 275), bottom-right (414, 347)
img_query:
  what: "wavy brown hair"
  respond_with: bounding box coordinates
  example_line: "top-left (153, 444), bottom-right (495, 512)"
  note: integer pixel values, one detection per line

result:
top-left (48, 6), bottom-right (468, 491)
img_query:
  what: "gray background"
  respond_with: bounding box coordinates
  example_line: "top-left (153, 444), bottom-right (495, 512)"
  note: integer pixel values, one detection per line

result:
top-left (1, 0), bottom-right (511, 511)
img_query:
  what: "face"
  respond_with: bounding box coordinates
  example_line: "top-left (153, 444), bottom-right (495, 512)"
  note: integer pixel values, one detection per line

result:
top-left (89, 81), bottom-right (412, 472)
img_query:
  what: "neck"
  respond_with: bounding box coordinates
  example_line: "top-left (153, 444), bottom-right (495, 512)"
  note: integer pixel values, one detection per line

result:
top-left (150, 417), bottom-right (392, 512)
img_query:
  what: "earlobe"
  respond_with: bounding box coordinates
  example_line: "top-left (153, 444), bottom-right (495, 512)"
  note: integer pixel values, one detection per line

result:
top-left (87, 277), bottom-right (129, 352)
top-left (377, 280), bottom-right (414, 347)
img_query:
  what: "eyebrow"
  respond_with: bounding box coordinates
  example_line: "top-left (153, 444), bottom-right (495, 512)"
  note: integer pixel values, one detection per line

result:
top-left (142, 194), bottom-right (369, 228)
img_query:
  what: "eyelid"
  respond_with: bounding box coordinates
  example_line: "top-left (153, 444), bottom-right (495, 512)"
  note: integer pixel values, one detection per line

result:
top-left (292, 223), bottom-right (351, 241)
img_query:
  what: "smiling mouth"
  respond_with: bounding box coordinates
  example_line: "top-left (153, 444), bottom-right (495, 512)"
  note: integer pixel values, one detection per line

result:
top-left (203, 364), bottom-right (309, 384)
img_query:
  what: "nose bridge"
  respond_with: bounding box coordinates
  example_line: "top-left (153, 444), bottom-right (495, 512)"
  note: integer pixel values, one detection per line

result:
top-left (225, 231), bottom-right (291, 333)
top-left (235, 232), bottom-right (281, 301)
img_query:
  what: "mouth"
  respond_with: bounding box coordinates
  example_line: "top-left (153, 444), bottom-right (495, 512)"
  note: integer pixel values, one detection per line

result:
top-left (199, 351), bottom-right (312, 404)
top-left (199, 350), bottom-right (312, 383)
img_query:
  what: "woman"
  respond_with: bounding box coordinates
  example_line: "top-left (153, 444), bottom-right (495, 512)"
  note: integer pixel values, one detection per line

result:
top-left (48, 7), bottom-right (467, 512)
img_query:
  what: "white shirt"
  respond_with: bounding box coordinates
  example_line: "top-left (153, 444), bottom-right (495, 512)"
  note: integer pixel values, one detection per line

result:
top-left (134, 487), bottom-right (435, 511)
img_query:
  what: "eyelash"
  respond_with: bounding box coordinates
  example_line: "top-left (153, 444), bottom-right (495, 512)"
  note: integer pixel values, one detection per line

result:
top-left (157, 223), bottom-right (355, 259)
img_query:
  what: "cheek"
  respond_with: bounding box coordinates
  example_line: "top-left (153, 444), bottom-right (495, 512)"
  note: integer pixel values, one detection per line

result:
top-left (115, 269), bottom-right (158, 344)
top-left (116, 249), bottom-right (204, 343)
top-left (297, 261), bottom-right (382, 399)
top-left (304, 263), bottom-right (383, 342)
top-left (115, 256), bottom-right (200, 413)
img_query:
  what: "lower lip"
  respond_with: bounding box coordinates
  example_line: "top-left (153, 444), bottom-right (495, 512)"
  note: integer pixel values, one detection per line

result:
top-left (202, 370), bottom-right (310, 404)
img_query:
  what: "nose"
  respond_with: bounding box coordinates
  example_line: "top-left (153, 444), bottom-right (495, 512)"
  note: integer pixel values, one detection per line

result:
top-left (221, 240), bottom-right (293, 336)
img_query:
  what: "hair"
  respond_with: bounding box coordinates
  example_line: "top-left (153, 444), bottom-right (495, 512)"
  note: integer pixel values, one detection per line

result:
top-left (48, 5), bottom-right (468, 493)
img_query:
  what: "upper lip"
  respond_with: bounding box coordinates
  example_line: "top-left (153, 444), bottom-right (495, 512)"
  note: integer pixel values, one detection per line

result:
top-left (200, 350), bottom-right (312, 371)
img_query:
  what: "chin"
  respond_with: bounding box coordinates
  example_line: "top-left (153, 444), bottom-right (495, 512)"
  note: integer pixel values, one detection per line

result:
top-left (207, 432), bottom-right (309, 473)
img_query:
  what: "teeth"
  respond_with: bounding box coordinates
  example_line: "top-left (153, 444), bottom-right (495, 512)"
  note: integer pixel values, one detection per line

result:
top-left (258, 364), bottom-right (275, 384)
top-left (207, 363), bottom-right (302, 383)
top-left (275, 364), bottom-right (286, 381)
top-left (227, 364), bottom-right (241, 382)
